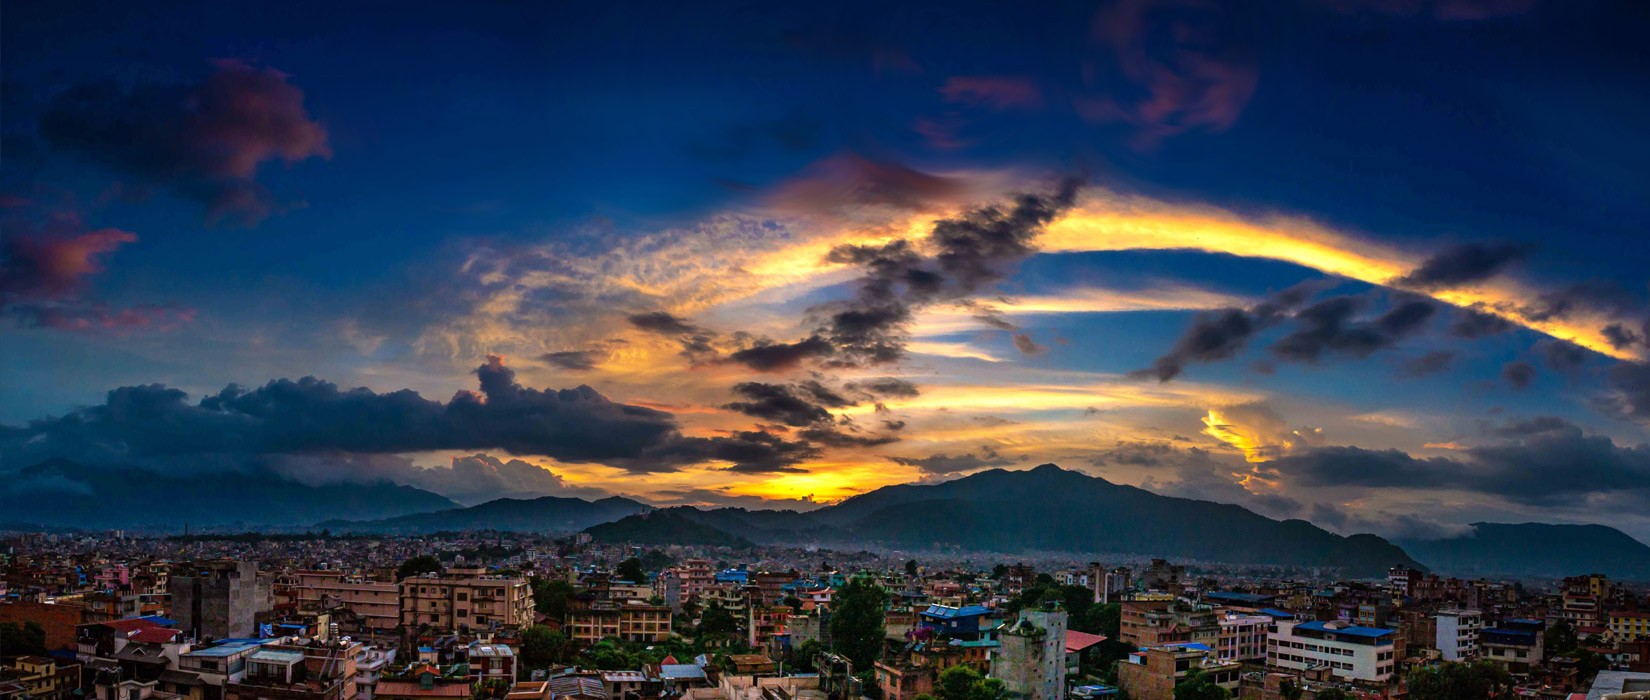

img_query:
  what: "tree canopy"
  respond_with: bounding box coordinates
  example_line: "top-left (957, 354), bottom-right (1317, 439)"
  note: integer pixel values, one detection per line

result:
top-left (1405, 660), bottom-right (1512, 700)
top-left (829, 577), bottom-right (888, 670)
top-left (397, 555), bottom-right (442, 580)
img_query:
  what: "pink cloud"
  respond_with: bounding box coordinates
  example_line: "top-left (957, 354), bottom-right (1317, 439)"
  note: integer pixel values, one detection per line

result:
top-left (938, 76), bottom-right (1045, 111)
top-left (0, 227), bottom-right (137, 301)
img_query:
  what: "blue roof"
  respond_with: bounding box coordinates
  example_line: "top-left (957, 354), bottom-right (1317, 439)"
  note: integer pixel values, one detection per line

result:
top-left (1161, 642), bottom-right (1213, 652)
top-left (921, 604), bottom-right (991, 619)
top-left (1259, 608), bottom-right (1296, 619)
top-left (1204, 591), bottom-right (1273, 603)
top-left (1296, 621), bottom-right (1394, 638)
top-left (139, 615), bottom-right (177, 626)
top-left (186, 639), bottom-right (272, 657)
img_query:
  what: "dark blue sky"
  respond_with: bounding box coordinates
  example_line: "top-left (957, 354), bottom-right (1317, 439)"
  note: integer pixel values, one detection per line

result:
top-left (3, 0), bottom-right (1648, 538)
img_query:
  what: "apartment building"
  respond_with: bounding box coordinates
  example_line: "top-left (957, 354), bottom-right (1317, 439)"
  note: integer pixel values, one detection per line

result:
top-left (1121, 599), bottom-right (1217, 649)
top-left (398, 568), bottom-right (533, 632)
top-left (1609, 611), bottom-right (1650, 643)
top-left (287, 572), bottom-right (399, 633)
top-left (1267, 620), bottom-right (1396, 683)
top-left (170, 561), bottom-right (273, 641)
top-left (1118, 644), bottom-right (1241, 700)
top-left (1435, 608), bottom-right (1483, 661)
top-left (566, 602), bottom-right (672, 645)
top-left (2, 656), bottom-right (81, 700)
top-left (1215, 612), bottom-right (1270, 663)
top-left (1482, 619), bottom-right (1544, 674)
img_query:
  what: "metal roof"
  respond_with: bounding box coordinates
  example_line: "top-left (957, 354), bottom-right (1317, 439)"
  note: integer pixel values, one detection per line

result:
top-left (1295, 621), bottom-right (1394, 638)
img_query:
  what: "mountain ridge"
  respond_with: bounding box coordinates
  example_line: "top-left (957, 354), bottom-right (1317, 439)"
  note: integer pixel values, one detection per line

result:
top-left (1400, 522), bottom-right (1650, 580)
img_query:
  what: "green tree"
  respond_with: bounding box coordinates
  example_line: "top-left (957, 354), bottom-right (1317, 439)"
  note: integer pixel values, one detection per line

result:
top-left (829, 576), bottom-right (888, 670)
top-left (397, 555), bottom-right (442, 580)
top-left (1545, 621), bottom-right (1579, 655)
top-left (788, 639), bottom-right (824, 673)
top-left (1405, 660), bottom-right (1511, 700)
top-left (0, 621), bottom-right (48, 657)
top-left (1173, 669), bottom-right (1230, 700)
top-left (530, 576), bottom-right (576, 622)
top-left (518, 625), bottom-right (567, 672)
top-left (1278, 680), bottom-right (1303, 700)
top-left (698, 603), bottom-right (739, 643)
top-left (934, 665), bottom-right (1005, 700)
top-left (616, 557), bottom-right (646, 583)
top-left (905, 560), bottom-right (919, 577)
top-left (1313, 690), bottom-right (1353, 700)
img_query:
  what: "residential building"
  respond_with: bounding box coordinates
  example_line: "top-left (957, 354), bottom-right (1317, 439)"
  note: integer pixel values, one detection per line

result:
top-left (374, 665), bottom-right (471, 700)
top-left (1435, 608), bottom-right (1483, 661)
top-left (464, 642), bottom-right (514, 684)
top-left (224, 648), bottom-right (349, 700)
top-left (565, 603), bottom-right (672, 645)
top-left (1481, 619), bottom-right (1544, 674)
top-left (398, 568), bottom-right (533, 632)
top-left (1117, 644), bottom-right (1240, 700)
top-left (178, 637), bottom-right (274, 700)
top-left (1215, 612), bottom-right (1269, 664)
top-left (1, 656), bottom-right (81, 700)
top-left (1266, 620), bottom-right (1396, 683)
top-left (170, 561), bottom-right (273, 641)
top-left (1609, 611), bottom-right (1650, 643)
top-left (286, 572), bottom-right (399, 633)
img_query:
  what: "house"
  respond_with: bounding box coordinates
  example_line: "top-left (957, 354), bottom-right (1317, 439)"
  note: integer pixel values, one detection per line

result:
top-left (1116, 644), bottom-right (1239, 700)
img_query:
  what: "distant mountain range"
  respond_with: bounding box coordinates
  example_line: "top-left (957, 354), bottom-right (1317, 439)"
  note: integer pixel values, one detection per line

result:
top-left (14, 459), bottom-right (1649, 580)
top-left (1, 459), bottom-right (457, 531)
top-left (1400, 523), bottom-right (1650, 580)
top-left (585, 508), bottom-right (755, 547)
top-left (317, 494), bottom-right (650, 534)
top-left (569, 464), bottom-right (1420, 577)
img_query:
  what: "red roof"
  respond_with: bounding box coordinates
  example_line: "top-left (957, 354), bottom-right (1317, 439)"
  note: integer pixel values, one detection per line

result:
top-left (660, 655), bottom-right (679, 665)
top-left (104, 618), bottom-right (166, 633)
top-left (129, 628), bottom-right (181, 644)
top-left (1065, 630), bottom-right (1107, 653)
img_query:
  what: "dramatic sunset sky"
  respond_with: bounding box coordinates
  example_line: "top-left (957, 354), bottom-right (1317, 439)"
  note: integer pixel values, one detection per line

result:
top-left (3, 0), bottom-right (1648, 539)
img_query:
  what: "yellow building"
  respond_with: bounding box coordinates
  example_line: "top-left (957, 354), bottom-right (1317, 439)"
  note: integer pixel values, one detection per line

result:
top-left (567, 603), bottom-right (673, 645)
top-left (2, 656), bottom-right (81, 700)
top-left (1608, 611), bottom-right (1650, 642)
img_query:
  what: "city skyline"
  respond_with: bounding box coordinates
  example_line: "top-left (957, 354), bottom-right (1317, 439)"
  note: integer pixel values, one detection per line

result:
top-left (3, 1), bottom-right (1649, 541)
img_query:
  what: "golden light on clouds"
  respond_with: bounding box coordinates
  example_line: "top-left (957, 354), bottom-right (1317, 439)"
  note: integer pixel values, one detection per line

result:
top-left (1201, 404), bottom-right (1322, 463)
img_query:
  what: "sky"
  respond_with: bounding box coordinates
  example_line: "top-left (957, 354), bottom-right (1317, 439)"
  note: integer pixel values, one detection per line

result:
top-left (3, 0), bottom-right (1649, 541)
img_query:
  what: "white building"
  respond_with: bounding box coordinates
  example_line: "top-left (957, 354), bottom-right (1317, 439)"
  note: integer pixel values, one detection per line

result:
top-left (1268, 620), bottom-right (1397, 683)
top-left (1435, 609), bottom-right (1483, 661)
top-left (1216, 613), bottom-right (1270, 663)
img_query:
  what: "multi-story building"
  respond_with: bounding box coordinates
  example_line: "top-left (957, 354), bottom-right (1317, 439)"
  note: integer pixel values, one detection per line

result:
top-left (1435, 608), bottom-right (1483, 661)
top-left (398, 568), bottom-right (533, 632)
top-left (992, 608), bottom-right (1066, 700)
top-left (224, 646), bottom-right (352, 700)
top-left (1267, 620), bottom-right (1396, 683)
top-left (670, 560), bottom-right (714, 604)
top-left (178, 637), bottom-right (274, 700)
top-left (1481, 619), bottom-right (1544, 674)
top-left (565, 603), bottom-right (671, 646)
top-left (1215, 612), bottom-right (1269, 664)
top-left (170, 561), bottom-right (272, 641)
top-left (287, 572), bottom-right (399, 633)
top-left (464, 642), bottom-right (514, 684)
top-left (1120, 599), bottom-right (1217, 649)
top-left (1117, 644), bottom-right (1240, 700)
top-left (1610, 611), bottom-right (1650, 643)
top-left (1559, 574), bottom-right (1609, 629)
top-left (1, 656), bottom-right (81, 700)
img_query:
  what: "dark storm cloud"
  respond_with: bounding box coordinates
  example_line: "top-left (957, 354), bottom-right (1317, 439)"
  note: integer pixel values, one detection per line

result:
top-left (796, 425), bottom-right (901, 448)
top-left (1501, 361), bottom-right (1537, 389)
top-left (0, 356), bottom-right (813, 475)
top-left (724, 382), bottom-right (835, 427)
top-left (37, 60), bottom-right (330, 226)
top-left (890, 446), bottom-right (1018, 474)
top-left (725, 336), bottom-right (835, 372)
top-left (1139, 282), bottom-right (1438, 381)
top-left (1448, 306), bottom-right (1515, 339)
top-left (1512, 281), bottom-right (1643, 324)
top-left (726, 180), bottom-right (1080, 372)
top-left (1270, 418), bottom-right (1650, 507)
top-left (1602, 323), bottom-right (1644, 350)
top-left (1393, 242), bottom-right (1528, 290)
top-left (1538, 339), bottom-right (1589, 373)
top-left (627, 311), bottom-right (720, 361)
top-left (849, 377), bottom-right (921, 398)
top-left (1270, 294), bottom-right (1436, 363)
top-left (1400, 350), bottom-right (1456, 378)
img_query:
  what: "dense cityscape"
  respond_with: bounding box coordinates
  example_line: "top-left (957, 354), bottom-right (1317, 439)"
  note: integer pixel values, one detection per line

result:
top-left (3, 530), bottom-right (1649, 700)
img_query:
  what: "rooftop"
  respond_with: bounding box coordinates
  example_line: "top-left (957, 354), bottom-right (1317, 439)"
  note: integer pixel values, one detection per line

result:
top-left (1294, 621), bottom-right (1394, 639)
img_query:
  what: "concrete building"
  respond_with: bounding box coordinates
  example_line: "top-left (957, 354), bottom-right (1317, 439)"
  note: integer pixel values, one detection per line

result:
top-left (1214, 612), bottom-right (1269, 664)
top-left (1116, 645), bottom-right (1239, 700)
top-left (1434, 608), bottom-right (1482, 661)
top-left (1267, 620), bottom-right (1396, 683)
top-left (1, 656), bottom-right (81, 700)
top-left (287, 572), bottom-right (399, 633)
top-left (565, 603), bottom-right (672, 645)
top-left (170, 561), bottom-right (273, 641)
top-left (398, 568), bottom-right (533, 632)
top-left (991, 607), bottom-right (1066, 700)
top-left (1481, 620), bottom-right (1544, 674)
top-left (1609, 611), bottom-right (1650, 643)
